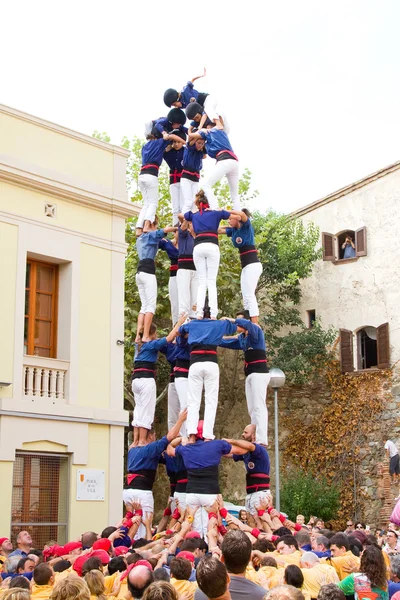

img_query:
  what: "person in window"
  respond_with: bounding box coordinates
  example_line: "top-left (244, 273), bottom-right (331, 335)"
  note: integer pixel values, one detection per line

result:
top-left (342, 236), bottom-right (356, 259)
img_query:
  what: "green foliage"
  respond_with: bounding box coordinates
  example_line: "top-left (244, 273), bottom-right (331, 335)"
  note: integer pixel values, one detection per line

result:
top-left (92, 130), bottom-right (111, 143)
top-left (280, 469), bottom-right (340, 522)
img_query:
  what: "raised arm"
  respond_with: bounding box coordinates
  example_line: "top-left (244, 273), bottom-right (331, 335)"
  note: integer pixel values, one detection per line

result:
top-left (166, 314), bottom-right (188, 343)
top-left (163, 132), bottom-right (187, 145)
top-left (191, 68), bottom-right (206, 83)
top-left (166, 410), bottom-right (187, 442)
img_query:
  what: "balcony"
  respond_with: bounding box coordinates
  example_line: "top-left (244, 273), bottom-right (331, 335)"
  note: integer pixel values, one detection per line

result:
top-left (23, 356), bottom-right (69, 401)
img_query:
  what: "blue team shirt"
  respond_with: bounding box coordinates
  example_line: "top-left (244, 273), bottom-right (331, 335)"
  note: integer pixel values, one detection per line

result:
top-left (161, 453), bottom-right (186, 476)
top-left (184, 209), bottom-right (230, 234)
top-left (160, 341), bottom-right (179, 365)
top-left (136, 229), bottom-right (166, 261)
top-left (180, 81), bottom-right (200, 108)
top-left (163, 147), bottom-right (184, 172)
top-left (219, 319), bottom-right (266, 352)
top-left (135, 337), bottom-right (168, 363)
top-left (175, 335), bottom-right (191, 360)
top-left (233, 443), bottom-right (270, 474)
top-left (154, 117), bottom-right (187, 136)
top-left (199, 129), bottom-right (234, 159)
top-left (176, 439), bottom-right (232, 469)
top-left (179, 319), bottom-right (237, 345)
top-left (182, 143), bottom-right (204, 173)
top-left (141, 138), bottom-right (170, 168)
top-left (226, 219), bottom-right (255, 248)
top-left (127, 436), bottom-right (169, 472)
top-left (159, 238), bottom-right (179, 261)
top-left (178, 227), bottom-right (195, 256)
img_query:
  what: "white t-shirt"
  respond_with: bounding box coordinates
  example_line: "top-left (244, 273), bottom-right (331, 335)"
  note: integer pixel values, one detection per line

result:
top-left (385, 440), bottom-right (398, 458)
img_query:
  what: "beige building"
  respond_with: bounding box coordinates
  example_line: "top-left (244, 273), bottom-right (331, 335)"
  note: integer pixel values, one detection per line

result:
top-left (293, 161), bottom-right (400, 372)
top-left (0, 104), bottom-right (136, 546)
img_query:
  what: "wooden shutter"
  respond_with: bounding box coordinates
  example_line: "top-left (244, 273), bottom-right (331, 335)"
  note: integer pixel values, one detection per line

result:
top-left (355, 227), bottom-right (367, 257)
top-left (340, 329), bottom-right (354, 373)
top-left (322, 233), bottom-right (335, 261)
top-left (377, 322), bottom-right (390, 369)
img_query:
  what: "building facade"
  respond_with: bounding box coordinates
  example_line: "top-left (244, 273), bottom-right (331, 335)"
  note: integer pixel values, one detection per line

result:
top-left (0, 104), bottom-right (136, 545)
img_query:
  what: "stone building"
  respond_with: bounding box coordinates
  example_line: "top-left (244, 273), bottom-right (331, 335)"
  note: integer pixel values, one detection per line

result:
top-left (0, 104), bottom-right (136, 545)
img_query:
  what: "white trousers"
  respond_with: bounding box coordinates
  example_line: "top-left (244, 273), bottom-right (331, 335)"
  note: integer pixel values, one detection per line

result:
top-left (168, 382), bottom-right (180, 431)
top-left (204, 95), bottom-right (230, 133)
top-left (132, 378), bottom-right (156, 429)
top-left (137, 174), bottom-right (158, 228)
top-left (245, 490), bottom-right (272, 516)
top-left (174, 377), bottom-right (188, 437)
top-left (241, 262), bottom-right (263, 317)
top-left (187, 362), bottom-right (219, 440)
top-left (169, 276), bottom-right (179, 325)
top-left (193, 243), bottom-right (220, 318)
top-left (136, 272), bottom-right (157, 314)
top-left (123, 489), bottom-right (154, 539)
top-left (202, 159), bottom-right (239, 210)
top-left (177, 269), bottom-right (198, 319)
top-left (245, 372), bottom-right (270, 445)
top-left (180, 178), bottom-right (199, 214)
top-left (186, 492), bottom-right (218, 538)
top-left (171, 491), bottom-right (187, 512)
top-left (170, 182), bottom-right (181, 226)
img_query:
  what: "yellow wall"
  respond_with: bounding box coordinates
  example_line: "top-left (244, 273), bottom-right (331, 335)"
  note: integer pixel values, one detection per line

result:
top-left (0, 462), bottom-right (14, 535)
top-left (0, 221), bottom-right (18, 398)
top-left (69, 424), bottom-right (110, 540)
top-left (0, 112), bottom-right (114, 189)
top-left (78, 243), bottom-right (111, 408)
top-left (0, 182), bottom-right (112, 241)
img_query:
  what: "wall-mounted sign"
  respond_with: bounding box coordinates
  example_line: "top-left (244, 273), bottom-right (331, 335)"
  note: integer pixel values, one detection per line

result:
top-left (77, 469), bottom-right (105, 501)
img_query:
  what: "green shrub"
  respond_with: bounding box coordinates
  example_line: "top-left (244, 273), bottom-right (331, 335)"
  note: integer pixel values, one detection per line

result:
top-left (280, 469), bottom-right (340, 522)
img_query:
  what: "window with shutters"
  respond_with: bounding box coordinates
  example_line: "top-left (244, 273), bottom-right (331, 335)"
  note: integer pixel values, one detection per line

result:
top-left (357, 327), bottom-right (378, 369)
top-left (24, 260), bottom-right (58, 358)
top-left (322, 227), bottom-right (367, 262)
top-left (340, 323), bottom-right (390, 373)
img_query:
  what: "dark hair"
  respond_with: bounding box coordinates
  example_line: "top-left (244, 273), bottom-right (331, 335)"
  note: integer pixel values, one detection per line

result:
top-left (195, 189), bottom-right (209, 210)
top-left (82, 556), bottom-right (103, 576)
top-left (132, 538), bottom-right (151, 549)
top-left (28, 550), bottom-right (43, 560)
top-left (276, 535), bottom-right (299, 551)
top-left (9, 577), bottom-right (31, 590)
top-left (196, 556), bottom-right (228, 599)
top-left (388, 529), bottom-right (399, 539)
top-left (294, 531), bottom-right (311, 547)
top-left (153, 568), bottom-right (170, 582)
top-left (284, 565), bottom-right (304, 588)
top-left (261, 556), bottom-right (278, 568)
top-left (142, 581), bottom-right (177, 600)
top-left (81, 532), bottom-right (98, 549)
top-left (127, 567), bottom-right (154, 599)
top-left (101, 527), bottom-right (117, 539)
top-left (360, 545), bottom-right (387, 589)
top-left (17, 557), bottom-right (33, 573)
top-left (329, 533), bottom-right (349, 551)
top-left (364, 534), bottom-right (379, 548)
top-left (33, 563), bottom-right (53, 585)
top-left (236, 309), bottom-right (251, 320)
top-left (254, 539), bottom-right (275, 553)
top-left (53, 560), bottom-right (71, 573)
top-left (221, 530), bottom-right (252, 574)
top-left (242, 208), bottom-right (252, 218)
top-left (317, 584), bottom-right (346, 600)
top-left (273, 527), bottom-right (292, 537)
top-left (197, 539), bottom-right (208, 553)
top-left (179, 539), bottom-right (200, 552)
top-left (107, 557), bottom-right (126, 575)
top-left (170, 558), bottom-right (191, 581)
top-left (127, 553), bottom-right (143, 565)
top-left (348, 536), bottom-right (363, 557)
top-left (355, 522), bottom-right (366, 530)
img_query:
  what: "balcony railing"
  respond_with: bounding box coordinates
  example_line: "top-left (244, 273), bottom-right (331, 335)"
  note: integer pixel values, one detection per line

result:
top-left (23, 356), bottom-right (69, 400)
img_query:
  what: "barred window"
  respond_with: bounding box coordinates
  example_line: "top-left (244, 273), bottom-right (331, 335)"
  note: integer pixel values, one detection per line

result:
top-left (11, 453), bottom-right (69, 547)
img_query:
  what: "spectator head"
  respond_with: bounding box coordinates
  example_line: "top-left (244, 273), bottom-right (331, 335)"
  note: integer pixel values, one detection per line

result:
top-left (360, 545), bottom-right (387, 589)
top-left (0, 538), bottom-right (13, 555)
top-left (81, 532), bottom-right (98, 549)
top-left (261, 556), bottom-right (278, 568)
top-left (391, 556), bottom-right (400, 581)
top-left (254, 538), bottom-right (276, 553)
top-left (16, 532), bottom-right (32, 550)
top-left (170, 558), bottom-right (191, 581)
top-left (28, 550), bottom-right (43, 563)
top-left (315, 519), bottom-right (324, 529)
top-left (5, 556), bottom-right (22, 574)
top-left (28, 554), bottom-right (40, 566)
top-left (196, 556), bottom-right (229, 599)
top-left (300, 552), bottom-right (320, 569)
top-left (265, 584), bottom-right (305, 600)
top-left (276, 536), bottom-right (299, 555)
top-left (345, 520), bottom-right (354, 530)
top-left (296, 515), bottom-right (305, 525)
top-left (1, 590), bottom-right (31, 600)
top-left (348, 536), bottom-right (363, 557)
top-left (9, 577), bottom-right (30, 590)
top-left (294, 531), bottom-right (311, 548)
top-left (242, 424), bottom-right (256, 442)
top-left (273, 527), bottom-right (292, 537)
top-left (284, 565), bottom-right (304, 589)
top-left (386, 530), bottom-right (399, 547)
top-left (142, 582), bottom-right (178, 600)
top-left (328, 534), bottom-right (349, 556)
top-left (317, 584), bottom-right (346, 600)
top-left (355, 522), bottom-right (366, 531)
top-left (238, 510), bottom-right (247, 522)
top-left (127, 553), bottom-right (143, 565)
top-left (312, 535), bottom-right (330, 552)
top-left (16, 557), bottom-right (35, 573)
top-left (63, 542), bottom-right (82, 556)
top-left (127, 565), bottom-right (154, 599)
top-left (53, 560), bottom-right (71, 573)
top-left (195, 539), bottom-right (207, 558)
top-left (33, 563), bottom-right (54, 586)
top-left (108, 557), bottom-right (126, 575)
top-left (153, 568), bottom-right (170, 582)
top-left (100, 527), bottom-right (117, 539)
top-left (179, 539), bottom-right (199, 553)
top-left (81, 556), bottom-right (103, 576)
top-left (84, 570), bottom-right (105, 598)
top-left (221, 530), bottom-right (252, 574)
top-left (50, 578), bottom-right (90, 600)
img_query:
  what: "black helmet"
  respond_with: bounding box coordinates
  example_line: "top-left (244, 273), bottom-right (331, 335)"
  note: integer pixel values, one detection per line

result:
top-left (164, 88), bottom-right (179, 107)
top-left (167, 108), bottom-right (186, 126)
top-left (185, 102), bottom-right (203, 120)
top-left (170, 129), bottom-right (187, 142)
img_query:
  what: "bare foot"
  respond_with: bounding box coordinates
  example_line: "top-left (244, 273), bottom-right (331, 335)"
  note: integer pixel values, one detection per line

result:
top-left (141, 337), bottom-right (151, 343)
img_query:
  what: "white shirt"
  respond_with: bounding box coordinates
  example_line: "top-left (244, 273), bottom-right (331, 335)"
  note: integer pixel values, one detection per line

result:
top-left (385, 440), bottom-right (398, 458)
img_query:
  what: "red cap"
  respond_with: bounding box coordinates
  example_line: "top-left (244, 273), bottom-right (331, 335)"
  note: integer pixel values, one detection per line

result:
top-left (73, 554), bottom-right (88, 576)
top-left (176, 551), bottom-right (195, 562)
top-left (135, 559), bottom-right (153, 571)
top-left (184, 531), bottom-right (200, 539)
top-left (93, 538), bottom-right (112, 552)
top-left (63, 542), bottom-right (82, 554)
top-left (196, 420), bottom-right (204, 440)
top-left (114, 546), bottom-right (130, 556)
top-left (43, 545), bottom-right (65, 560)
top-left (0, 538), bottom-right (9, 546)
top-left (91, 549), bottom-right (111, 564)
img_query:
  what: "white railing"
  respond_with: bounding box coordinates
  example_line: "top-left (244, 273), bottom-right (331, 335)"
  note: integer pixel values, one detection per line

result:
top-left (23, 356), bottom-right (69, 400)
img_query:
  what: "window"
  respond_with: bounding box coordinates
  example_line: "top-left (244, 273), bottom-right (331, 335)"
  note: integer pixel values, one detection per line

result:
top-left (307, 310), bottom-right (316, 328)
top-left (340, 323), bottom-right (390, 372)
top-left (24, 260), bottom-right (58, 358)
top-left (11, 452), bottom-right (69, 547)
top-left (322, 227), bottom-right (367, 262)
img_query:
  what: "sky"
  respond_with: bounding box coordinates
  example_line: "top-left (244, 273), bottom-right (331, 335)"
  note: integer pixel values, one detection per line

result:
top-left (2, 0), bottom-right (400, 213)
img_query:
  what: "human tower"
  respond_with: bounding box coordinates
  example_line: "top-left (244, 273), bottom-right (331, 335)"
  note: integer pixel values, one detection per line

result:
top-left (132, 70), bottom-right (269, 448)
